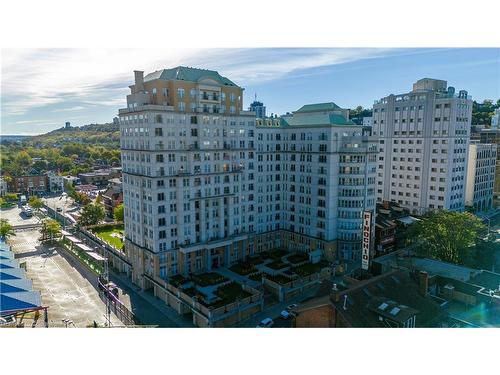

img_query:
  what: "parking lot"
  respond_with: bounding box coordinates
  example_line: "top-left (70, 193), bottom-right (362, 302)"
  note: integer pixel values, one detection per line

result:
top-left (9, 229), bottom-right (121, 327)
top-left (0, 206), bottom-right (41, 227)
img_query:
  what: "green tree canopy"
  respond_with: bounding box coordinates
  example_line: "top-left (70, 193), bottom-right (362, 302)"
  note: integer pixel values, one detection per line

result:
top-left (4, 193), bottom-right (18, 202)
top-left (0, 219), bottom-right (16, 240)
top-left (40, 219), bottom-right (61, 243)
top-left (15, 151), bottom-right (32, 168)
top-left (407, 211), bottom-right (486, 265)
top-left (28, 196), bottom-right (44, 210)
top-left (113, 203), bottom-right (124, 222)
top-left (78, 203), bottom-right (105, 227)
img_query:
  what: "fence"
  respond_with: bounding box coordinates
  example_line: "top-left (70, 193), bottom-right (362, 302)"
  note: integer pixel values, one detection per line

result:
top-left (98, 276), bottom-right (140, 326)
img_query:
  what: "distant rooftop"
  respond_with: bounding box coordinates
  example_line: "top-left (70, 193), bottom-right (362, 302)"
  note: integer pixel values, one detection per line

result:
top-left (374, 255), bottom-right (479, 282)
top-left (144, 66), bottom-right (238, 87)
top-left (295, 102), bottom-right (342, 113)
top-left (279, 102), bottom-right (355, 127)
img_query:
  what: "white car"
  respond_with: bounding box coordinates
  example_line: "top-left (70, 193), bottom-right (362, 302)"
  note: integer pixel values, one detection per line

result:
top-left (280, 310), bottom-right (292, 319)
top-left (256, 318), bottom-right (274, 328)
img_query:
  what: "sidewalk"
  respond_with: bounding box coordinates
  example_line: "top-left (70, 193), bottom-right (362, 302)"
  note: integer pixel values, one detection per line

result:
top-left (108, 270), bottom-right (195, 328)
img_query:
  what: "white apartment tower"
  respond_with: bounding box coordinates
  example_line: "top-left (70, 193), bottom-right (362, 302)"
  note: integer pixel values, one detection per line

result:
top-left (373, 78), bottom-right (472, 214)
top-left (465, 141), bottom-right (496, 212)
top-left (119, 67), bottom-right (255, 288)
top-left (119, 67), bottom-right (377, 289)
top-left (255, 103), bottom-right (377, 262)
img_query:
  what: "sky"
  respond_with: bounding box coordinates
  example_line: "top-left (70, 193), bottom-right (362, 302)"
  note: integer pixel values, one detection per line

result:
top-left (1, 48), bottom-right (499, 135)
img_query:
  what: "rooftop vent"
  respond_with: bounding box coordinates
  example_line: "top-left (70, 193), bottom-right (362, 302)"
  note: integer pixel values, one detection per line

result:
top-left (390, 307), bottom-right (401, 316)
top-left (378, 302), bottom-right (389, 311)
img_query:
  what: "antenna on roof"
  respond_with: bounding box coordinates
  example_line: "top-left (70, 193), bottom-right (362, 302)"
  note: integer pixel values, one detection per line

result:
top-left (255, 92), bottom-right (257, 102)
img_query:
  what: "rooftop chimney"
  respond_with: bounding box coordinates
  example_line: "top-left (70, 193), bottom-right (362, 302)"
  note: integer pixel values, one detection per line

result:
top-left (331, 287), bottom-right (341, 303)
top-left (134, 70), bottom-right (144, 93)
top-left (418, 271), bottom-right (429, 297)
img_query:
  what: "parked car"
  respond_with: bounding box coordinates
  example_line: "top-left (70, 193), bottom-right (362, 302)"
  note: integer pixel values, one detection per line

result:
top-left (21, 205), bottom-right (33, 217)
top-left (280, 310), bottom-right (293, 319)
top-left (286, 303), bottom-right (299, 311)
top-left (256, 318), bottom-right (274, 328)
top-left (56, 207), bottom-right (63, 212)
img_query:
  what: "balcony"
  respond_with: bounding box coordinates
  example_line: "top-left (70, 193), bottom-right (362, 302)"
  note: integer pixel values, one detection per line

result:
top-left (177, 167), bottom-right (189, 176)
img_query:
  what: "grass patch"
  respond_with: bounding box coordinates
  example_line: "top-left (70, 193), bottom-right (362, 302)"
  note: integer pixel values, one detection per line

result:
top-left (93, 224), bottom-right (124, 250)
top-left (247, 255), bottom-right (265, 266)
top-left (267, 249), bottom-right (288, 260)
top-left (291, 261), bottom-right (328, 277)
top-left (205, 282), bottom-right (252, 308)
top-left (191, 272), bottom-right (228, 287)
top-left (169, 274), bottom-right (190, 287)
top-left (286, 252), bottom-right (309, 264)
top-left (248, 272), bottom-right (263, 282)
top-left (229, 262), bottom-right (257, 275)
top-left (183, 287), bottom-right (206, 299)
top-left (265, 273), bottom-right (292, 285)
top-left (267, 260), bottom-right (288, 270)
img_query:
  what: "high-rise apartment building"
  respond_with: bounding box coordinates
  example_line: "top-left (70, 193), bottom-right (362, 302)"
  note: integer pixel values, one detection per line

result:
top-left (119, 67), bottom-right (254, 288)
top-left (255, 103), bottom-right (377, 261)
top-left (372, 78), bottom-right (472, 214)
top-left (465, 142), bottom-right (497, 212)
top-left (119, 67), bottom-right (376, 290)
top-left (471, 128), bottom-right (500, 207)
top-left (491, 108), bottom-right (500, 129)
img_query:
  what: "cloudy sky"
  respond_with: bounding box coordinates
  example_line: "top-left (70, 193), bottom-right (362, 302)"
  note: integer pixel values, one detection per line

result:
top-left (1, 48), bottom-right (499, 135)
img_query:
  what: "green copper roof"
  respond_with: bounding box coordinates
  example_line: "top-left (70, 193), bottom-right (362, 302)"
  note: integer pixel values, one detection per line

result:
top-left (281, 113), bottom-right (355, 127)
top-left (144, 66), bottom-right (238, 87)
top-left (295, 102), bottom-right (341, 113)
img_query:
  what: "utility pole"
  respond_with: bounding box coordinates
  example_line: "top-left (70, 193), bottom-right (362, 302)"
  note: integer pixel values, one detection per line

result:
top-left (104, 255), bottom-right (111, 327)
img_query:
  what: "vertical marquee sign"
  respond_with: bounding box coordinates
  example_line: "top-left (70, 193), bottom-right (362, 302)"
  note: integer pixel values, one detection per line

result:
top-left (361, 211), bottom-right (372, 271)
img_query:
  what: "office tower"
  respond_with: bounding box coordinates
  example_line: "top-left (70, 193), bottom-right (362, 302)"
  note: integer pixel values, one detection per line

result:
top-left (372, 78), bottom-right (472, 214)
top-left (465, 141), bottom-right (497, 212)
top-left (249, 98), bottom-right (266, 119)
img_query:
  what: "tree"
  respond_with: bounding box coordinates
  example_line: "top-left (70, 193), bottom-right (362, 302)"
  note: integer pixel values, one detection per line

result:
top-left (28, 196), bottom-right (44, 210)
top-left (40, 219), bottom-right (61, 243)
top-left (0, 219), bottom-right (16, 240)
top-left (113, 203), bottom-right (124, 222)
top-left (472, 237), bottom-right (498, 270)
top-left (15, 151), bottom-right (32, 168)
top-left (78, 203), bottom-right (105, 227)
top-left (95, 192), bottom-right (103, 205)
top-left (4, 193), bottom-right (18, 202)
top-left (75, 192), bottom-right (91, 205)
top-left (407, 211), bottom-right (486, 265)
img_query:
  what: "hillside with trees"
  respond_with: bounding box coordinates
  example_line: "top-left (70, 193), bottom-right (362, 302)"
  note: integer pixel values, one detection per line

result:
top-left (0, 122), bottom-right (121, 177)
